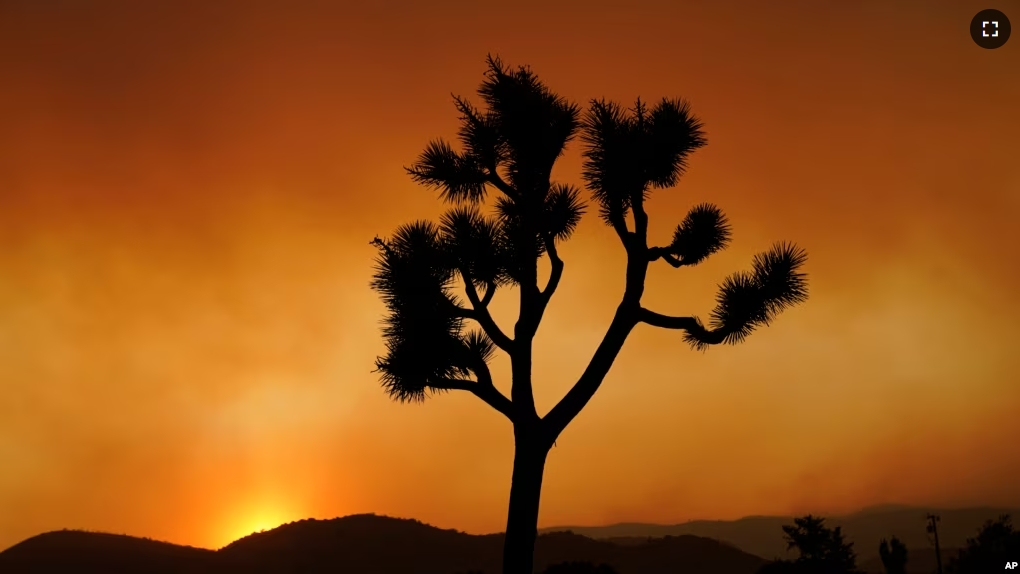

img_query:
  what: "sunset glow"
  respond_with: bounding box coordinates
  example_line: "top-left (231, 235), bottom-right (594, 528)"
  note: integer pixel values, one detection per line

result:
top-left (225, 511), bottom-right (293, 547)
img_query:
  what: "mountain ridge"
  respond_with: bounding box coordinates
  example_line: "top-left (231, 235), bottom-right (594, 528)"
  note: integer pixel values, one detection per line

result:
top-left (0, 513), bottom-right (765, 574)
top-left (2, 506), bottom-right (1013, 573)
top-left (540, 505), bottom-right (1018, 564)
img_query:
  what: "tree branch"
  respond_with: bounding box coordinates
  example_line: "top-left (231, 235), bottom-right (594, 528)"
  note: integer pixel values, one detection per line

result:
top-left (542, 216), bottom-right (654, 444)
top-left (507, 230), bottom-right (543, 422)
top-left (631, 196), bottom-right (649, 239)
top-left (471, 356), bottom-right (514, 419)
top-left (432, 377), bottom-right (514, 421)
top-left (542, 304), bottom-right (639, 445)
top-left (431, 378), bottom-right (476, 391)
top-left (647, 246), bottom-right (684, 268)
top-left (636, 307), bottom-right (727, 345)
top-left (449, 302), bottom-right (477, 319)
top-left (485, 169), bottom-right (518, 199)
top-left (537, 233), bottom-right (564, 316)
top-left (608, 212), bottom-right (630, 244)
top-left (461, 268), bottom-right (514, 353)
top-left (480, 280), bottom-right (496, 307)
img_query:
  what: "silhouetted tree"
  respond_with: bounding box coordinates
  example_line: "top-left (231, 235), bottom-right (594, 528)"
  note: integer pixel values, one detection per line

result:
top-left (757, 515), bottom-right (861, 574)
top-left (542, 562), bottom-right (619, 574)
top-left (946, 515), bottom-right (1020, 574)
top-left (370, 56), bottom-right (809, 574)
top-left (878, 536), bottom-right (908, 574)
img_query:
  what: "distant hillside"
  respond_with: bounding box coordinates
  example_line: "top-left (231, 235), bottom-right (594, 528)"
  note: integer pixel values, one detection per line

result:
top-left (0, 514), bottom-right (765, 574)
top-left (541, 506), bottom-right (1018, 566)
top-left (4, 507), bottom-right (1010, 573)
top-left (0, 530), bottom-right (215, 574)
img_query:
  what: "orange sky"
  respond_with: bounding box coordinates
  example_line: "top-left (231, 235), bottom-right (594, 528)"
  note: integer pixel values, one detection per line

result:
top-left (1, 0), bottom-right (1019, 552)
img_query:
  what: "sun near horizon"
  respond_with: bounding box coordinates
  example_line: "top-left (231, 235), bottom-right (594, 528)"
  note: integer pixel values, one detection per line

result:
top-left (218, 502), bottom-right (303, 549)
top-left (1, 0), bottom-right (1019, 553)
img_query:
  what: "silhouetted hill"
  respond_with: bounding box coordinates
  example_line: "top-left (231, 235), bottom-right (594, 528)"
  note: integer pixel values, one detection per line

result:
top-left (0, 530), bottom-right (215, 574)
top-left (4, 508), bottom-right (1005, 573)
top-left (0, 514), bottom-right (765, 574)
top-left (216, 514), bottom-right (505, 574)
top-left (541, 506), bottom-right (1019, 564)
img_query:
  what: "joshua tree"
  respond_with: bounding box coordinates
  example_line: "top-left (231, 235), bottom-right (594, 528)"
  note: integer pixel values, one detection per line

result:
top-left (878, 536), bottom-right (908, 574)
top-left (370, 56), bottom-right (809, 574)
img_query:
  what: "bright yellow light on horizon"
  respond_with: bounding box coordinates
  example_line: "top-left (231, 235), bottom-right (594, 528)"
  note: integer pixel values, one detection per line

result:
top-left (223, 513), bottom-right (290, 546)
top-left (215, 496), bottom-right (306, 549)
top-left (205, 477), bottom-right (335, 549)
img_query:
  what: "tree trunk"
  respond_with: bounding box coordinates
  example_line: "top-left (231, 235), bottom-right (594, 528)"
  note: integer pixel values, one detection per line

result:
top-left (501, 437), bottom-right (550, 574)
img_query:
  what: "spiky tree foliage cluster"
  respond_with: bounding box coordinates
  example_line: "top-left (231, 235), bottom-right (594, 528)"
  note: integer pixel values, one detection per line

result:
top-left (370, 56), bottom-right (809, 574)
top-left (580, 96), bottom-right (807, 349)
top-left (372, 58), bottom-right (807, 410)
top-left (370, 56), bottom-right (585, 415)
top-left (370, 220), bottom-right (497, 404)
